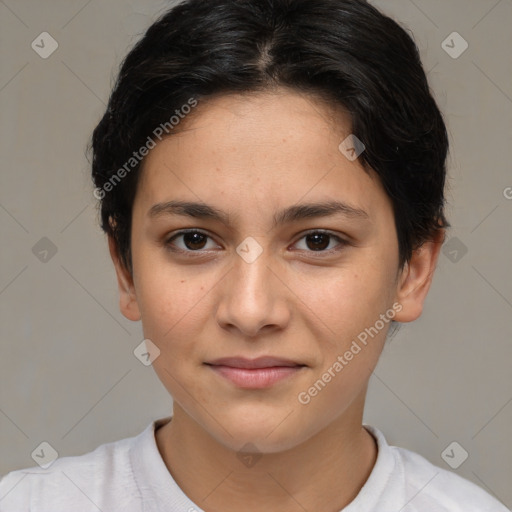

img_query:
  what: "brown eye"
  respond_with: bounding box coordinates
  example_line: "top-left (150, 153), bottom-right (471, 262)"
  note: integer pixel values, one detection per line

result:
top-left (182, 232), bottom-right (208, 250)
top-left (305, 233), bottom-right (330, 251)
top-left (166, 230), bottom-right (217, 252)
top-left (293, 231), bottom-right (346, 253)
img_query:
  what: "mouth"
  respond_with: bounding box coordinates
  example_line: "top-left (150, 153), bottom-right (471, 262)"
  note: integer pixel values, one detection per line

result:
top-left (204, 356), bottom-right (306, 389)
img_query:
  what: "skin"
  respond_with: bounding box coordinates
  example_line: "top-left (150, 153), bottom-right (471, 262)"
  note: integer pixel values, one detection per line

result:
top-left (109, 89), bottom-right (443, 511)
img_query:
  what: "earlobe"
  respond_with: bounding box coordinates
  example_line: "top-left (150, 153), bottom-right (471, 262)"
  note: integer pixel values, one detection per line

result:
top-left (108, 236), bottom-right (141, 322)
top-left (393, 230), bottom-right (445, 323)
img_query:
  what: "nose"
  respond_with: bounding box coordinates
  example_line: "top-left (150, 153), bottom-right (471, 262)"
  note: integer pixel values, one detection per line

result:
top-left (215, 245), bottom-right (291, 338)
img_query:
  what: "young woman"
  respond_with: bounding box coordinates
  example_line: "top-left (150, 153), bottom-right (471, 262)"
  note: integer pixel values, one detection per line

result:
top-left (1, 0), bottom-right (507, 510)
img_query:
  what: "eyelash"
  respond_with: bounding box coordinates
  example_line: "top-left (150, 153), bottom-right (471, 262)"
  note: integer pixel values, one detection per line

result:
top-left (164, 229), bottom-right (348, 257)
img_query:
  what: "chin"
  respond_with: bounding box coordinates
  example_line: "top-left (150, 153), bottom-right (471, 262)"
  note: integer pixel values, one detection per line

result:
top-left (208, 410), bottom-right (311, 454)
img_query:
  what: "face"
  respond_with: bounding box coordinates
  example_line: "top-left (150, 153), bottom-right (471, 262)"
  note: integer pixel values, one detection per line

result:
top-left (112, 89), bottom-right (438, 453)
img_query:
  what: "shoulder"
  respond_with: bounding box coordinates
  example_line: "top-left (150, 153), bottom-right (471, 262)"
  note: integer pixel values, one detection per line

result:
top-left (0, 427), bottom-right (146, 512)
top-left (391, 443), bottom-right (509, 511)
top-left (362, 426), bottom-right (509, 512)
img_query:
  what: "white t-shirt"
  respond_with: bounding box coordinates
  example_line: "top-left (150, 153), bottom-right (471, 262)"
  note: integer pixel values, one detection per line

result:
top-left (0, 416), bottom-right (508, 512)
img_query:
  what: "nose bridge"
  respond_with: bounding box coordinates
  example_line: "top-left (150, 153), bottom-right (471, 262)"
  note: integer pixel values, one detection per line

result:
top-left (216, 240), bottom-right (289, 336)
top-left (231, 240), bottom-right (275, 307)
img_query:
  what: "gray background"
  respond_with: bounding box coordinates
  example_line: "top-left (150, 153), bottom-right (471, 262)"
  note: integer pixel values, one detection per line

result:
top-left (1, 0), bottom-right (511, 508)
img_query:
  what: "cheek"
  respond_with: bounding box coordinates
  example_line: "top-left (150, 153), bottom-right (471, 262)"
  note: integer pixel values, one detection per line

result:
top-left (134, 267), bottom-right (226, 409)
top-left (292, 270), bottom-right (393, 426)
top-left (140, 271), bottom-right (212, 400)
top-left (303, 265), bottom-right (396, 396)
top-left (311, 265), bottom-right (395, 338)
top-left (133, 249), bottom-right (214, 337)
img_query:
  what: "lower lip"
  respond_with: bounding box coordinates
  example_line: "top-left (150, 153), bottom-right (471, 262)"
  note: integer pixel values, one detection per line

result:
top-left (207, 365), bottom-right (304, 388)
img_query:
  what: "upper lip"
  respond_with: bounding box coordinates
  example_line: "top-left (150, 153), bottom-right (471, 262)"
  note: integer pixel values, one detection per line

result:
top-left (205, 356), bottom-right (305, 369)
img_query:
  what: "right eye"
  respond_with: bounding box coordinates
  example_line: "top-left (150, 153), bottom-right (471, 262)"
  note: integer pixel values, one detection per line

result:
top-left (165, 229), bottom-right (220, 253)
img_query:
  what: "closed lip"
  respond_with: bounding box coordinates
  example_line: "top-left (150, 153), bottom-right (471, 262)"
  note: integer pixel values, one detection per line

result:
top-left (205, 356), bottom-right (305, 369)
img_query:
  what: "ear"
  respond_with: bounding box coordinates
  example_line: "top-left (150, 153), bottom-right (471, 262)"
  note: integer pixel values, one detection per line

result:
top-left (108, 236), bottom-right (141, 321)
top-left (393, 229), bottom-right (445, 323)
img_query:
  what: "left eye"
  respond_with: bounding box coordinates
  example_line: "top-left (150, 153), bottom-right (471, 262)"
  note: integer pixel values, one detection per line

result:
top-left (165, 230), bottom-right (345, 253)
top-left (293, 231), bottom-right (345, 252)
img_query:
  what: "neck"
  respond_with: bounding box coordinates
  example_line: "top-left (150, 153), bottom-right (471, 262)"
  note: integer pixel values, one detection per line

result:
top-left (156, 398), bottom-right (377, 512)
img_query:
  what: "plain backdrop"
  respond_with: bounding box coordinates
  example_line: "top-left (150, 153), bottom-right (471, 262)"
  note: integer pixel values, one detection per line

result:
top-left (1, 0), bottom-right (511, 508)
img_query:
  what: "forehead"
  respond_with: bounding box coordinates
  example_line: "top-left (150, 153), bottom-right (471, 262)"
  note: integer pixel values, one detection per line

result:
top-left (135, 90), bottom-right (391, 224)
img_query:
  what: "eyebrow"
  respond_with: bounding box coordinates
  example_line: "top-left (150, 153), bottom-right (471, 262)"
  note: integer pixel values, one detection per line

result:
top-left (148, 199), bottom-right (369, 228)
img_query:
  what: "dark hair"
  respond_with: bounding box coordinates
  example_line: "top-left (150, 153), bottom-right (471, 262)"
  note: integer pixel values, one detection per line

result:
top-left (90, 0), bottom-right (449, 273)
